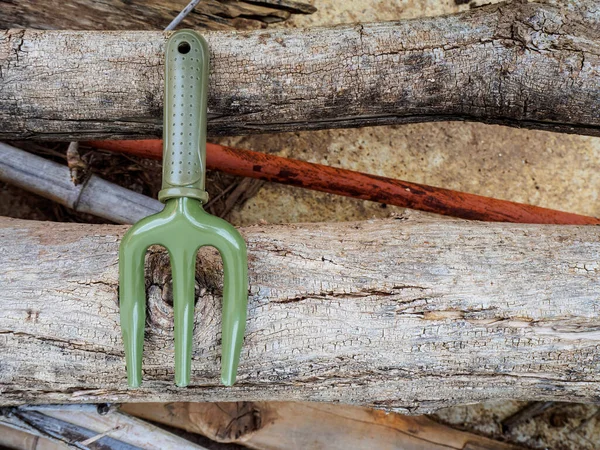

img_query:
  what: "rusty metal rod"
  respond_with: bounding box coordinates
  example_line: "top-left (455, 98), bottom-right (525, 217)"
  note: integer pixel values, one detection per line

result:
top-left (85, 139), bottom-right (600, 225)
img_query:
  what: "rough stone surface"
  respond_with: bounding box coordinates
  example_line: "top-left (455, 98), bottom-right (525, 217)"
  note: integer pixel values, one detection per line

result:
top-left (221, 123), bottom-right (600, 225)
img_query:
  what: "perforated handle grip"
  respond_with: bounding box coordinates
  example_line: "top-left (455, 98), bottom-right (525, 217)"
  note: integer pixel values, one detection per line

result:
top-left (158, 30), bottom-right (210, 204)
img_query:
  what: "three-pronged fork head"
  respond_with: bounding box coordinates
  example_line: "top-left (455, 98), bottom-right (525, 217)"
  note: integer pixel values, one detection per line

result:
top-left (119, 30), bottom-right (248, 387)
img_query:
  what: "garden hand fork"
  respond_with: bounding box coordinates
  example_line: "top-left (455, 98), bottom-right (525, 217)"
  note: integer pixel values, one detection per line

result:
top-left (119, 30), bottom-right (248, 388)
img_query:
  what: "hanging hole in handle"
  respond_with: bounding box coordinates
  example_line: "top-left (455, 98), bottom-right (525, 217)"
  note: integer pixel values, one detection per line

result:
top-left (178, 42), bottom-right (191, 54)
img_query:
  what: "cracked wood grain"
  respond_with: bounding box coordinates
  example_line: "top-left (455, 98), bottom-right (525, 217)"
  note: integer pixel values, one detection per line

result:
top-left (1, 212), bottom-right (600, 412)
top-left (1, 0), bottom-right (599, 140)
top-left (0, 0), bottom-right (314, 31)
top-left (122, 401), bottom-right (524, 449)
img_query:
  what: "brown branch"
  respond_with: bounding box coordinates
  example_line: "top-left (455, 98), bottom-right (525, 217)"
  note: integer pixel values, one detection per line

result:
top-left (87, 139), bottom-right (600, 224)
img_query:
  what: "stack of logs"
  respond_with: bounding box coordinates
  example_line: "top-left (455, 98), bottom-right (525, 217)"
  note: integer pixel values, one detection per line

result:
top-left (0, 0), bottom-right (599, 448)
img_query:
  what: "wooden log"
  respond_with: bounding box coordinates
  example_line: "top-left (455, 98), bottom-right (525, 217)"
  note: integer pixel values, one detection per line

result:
top-left (0, 422), bottom-right (68, 450)
top-left (122, 401), bottom-right (525, 449)
top-left (1, 213), bottom-right (600, 412)
top-left (0, 0), bottom-right (315, 31)
top-left (0, 142), bottom-right (162, 224)
top-left (13, 408), bottom-right (210, 449)
top-left (1, 0), bottom-right (599, 140)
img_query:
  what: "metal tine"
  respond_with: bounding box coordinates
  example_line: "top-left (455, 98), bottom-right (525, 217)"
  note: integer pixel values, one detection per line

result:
top-left (170, 239), bottom-right (247, 387)
top-left (198, 222), bottom-right (248, 386)
top-left (119, 213), bottom-right (165, 387)
top-left (169, 240), bottom-right (197, 387)
top-left (120, 196), bottom-right (248, 387)
top-left (167, 200), bottom-right (248, 387)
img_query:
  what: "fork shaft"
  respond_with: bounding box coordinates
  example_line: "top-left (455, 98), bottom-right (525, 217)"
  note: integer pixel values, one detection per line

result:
top-left (170, 246), bottom-right (198, 387)
top-left (119, 235), bottom-right (149, 388)
top-left (214, 227), bottom-right (248, 386)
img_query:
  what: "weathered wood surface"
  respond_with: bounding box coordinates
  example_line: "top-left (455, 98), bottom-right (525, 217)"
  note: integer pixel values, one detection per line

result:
top-left (0, 142), bottom-right (162, 224)
top-left (1, 213), bottom-right (600, 412)
top-left (0, 422), bottom-right (68, 450)
top-left (1, 0), bottom-right (599, 140)
top-left (0, 0), bottom-right (315, 31)
top-left (123, 401), bottom-right (525, 449)
top-left (18, 408), bottom-right (209, 449)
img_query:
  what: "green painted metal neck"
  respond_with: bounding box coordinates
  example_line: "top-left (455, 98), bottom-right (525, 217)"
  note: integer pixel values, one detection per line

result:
top-left (158, 30), bottom-right (210, 204)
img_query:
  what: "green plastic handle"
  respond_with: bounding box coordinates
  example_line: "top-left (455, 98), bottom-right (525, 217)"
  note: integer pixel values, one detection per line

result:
top-left (119, 30), bottom-right (248, 388)
top-left (159, 30), bottom-right (209, 204)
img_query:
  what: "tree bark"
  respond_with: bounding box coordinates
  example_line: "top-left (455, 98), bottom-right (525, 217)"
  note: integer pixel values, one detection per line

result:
top-left (0, 0), bottom-right (315, 32)
top-left (1, 213), bottom-right (600, 412)
top-left (1, 0), bottom-right (599, 141)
